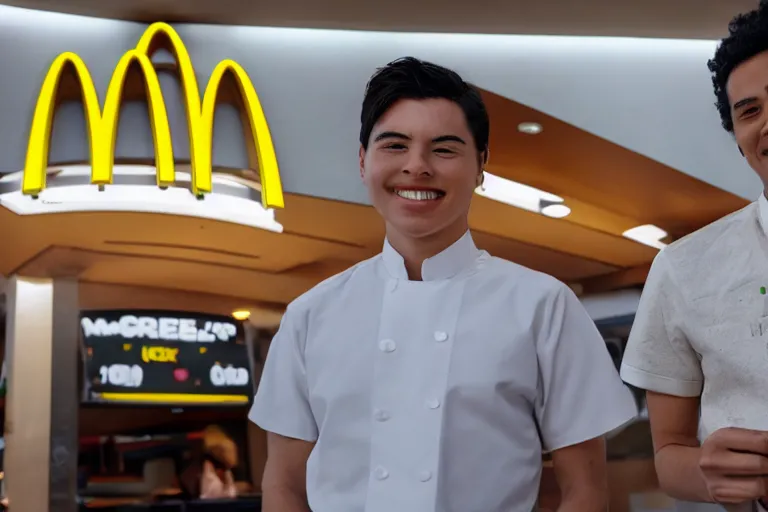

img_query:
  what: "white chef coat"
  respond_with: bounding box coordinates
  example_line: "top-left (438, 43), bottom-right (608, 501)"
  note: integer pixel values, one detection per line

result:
top-left (621, 197), bottom-right (768, 445)
top-left (251, 231), bottom-right (637, 512)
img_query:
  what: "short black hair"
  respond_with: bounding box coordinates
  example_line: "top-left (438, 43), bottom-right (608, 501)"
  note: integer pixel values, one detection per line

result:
top-left (708, 0), bottom-right (768, 132)
top-left (359, 57), bottom-right (489, 153)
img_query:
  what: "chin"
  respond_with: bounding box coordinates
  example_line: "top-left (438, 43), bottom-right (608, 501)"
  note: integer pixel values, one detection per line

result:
top-left (388, 220), bottom-right (449, 239)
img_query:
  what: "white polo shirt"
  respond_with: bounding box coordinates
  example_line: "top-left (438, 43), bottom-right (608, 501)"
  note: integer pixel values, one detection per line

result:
top-left (621, 197), bottom-right (768, 441)
top-left (251, 231), bottom-right (637, 512)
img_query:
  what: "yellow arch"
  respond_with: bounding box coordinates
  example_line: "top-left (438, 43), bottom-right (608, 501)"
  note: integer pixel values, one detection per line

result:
top-left (134, 22), bottom-right (284, 207)
top-left (22, 50), bottom-right (175, 194)
top-left (134, 23), bottom-right (206, 193)
top-left (202, 60), bottom-right (284, 209)
top-left (95, 50), bottom-right (175, 188)
top-left (24, 22), bottom-right (282, 208)
top-left (23, 52), bottom-right (102, 196)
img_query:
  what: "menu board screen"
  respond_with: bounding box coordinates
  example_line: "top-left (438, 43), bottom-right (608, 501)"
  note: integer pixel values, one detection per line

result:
top-left (81, 310), bottom-right (253, 406)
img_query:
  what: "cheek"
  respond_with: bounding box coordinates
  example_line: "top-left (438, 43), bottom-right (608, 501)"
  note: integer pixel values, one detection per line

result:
top-left (735, 128), bottom-right (758, 155)
top-left (364, 157), bottom-right (398, 188)
top-left (363, 167), bottom-right (385, 190)
top-left (361, 164), bottom-right (391, 206)
top-left (442, 165), bottom-right (479, 200)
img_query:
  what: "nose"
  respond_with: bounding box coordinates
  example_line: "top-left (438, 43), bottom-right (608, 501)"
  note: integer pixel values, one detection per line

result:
top-left (402, 149), bottom-right (432, 177)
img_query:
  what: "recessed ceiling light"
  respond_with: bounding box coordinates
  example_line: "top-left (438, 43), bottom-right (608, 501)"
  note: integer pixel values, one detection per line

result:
top-left (475, 172), bottom-right (571, 219)
top-left (476, 171), bottom-right (562, 212)
top-left (622, 224), bottom-right (668, 250)
top-left (232, 309), bottom-right (251, 321)
top-left (541, 203), bottom-right (571, 218)
top-left (517, 122), bottom-right (543, 135)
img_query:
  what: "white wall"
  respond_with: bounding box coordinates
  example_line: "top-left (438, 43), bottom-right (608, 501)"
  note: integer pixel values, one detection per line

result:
top-left (0, 5), bottom-right (760, 206)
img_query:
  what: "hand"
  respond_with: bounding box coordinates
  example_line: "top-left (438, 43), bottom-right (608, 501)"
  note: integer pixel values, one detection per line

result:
top-left (200, 460), bottom-right (237, 500)
top-left (700, 427), bottom-right (768, 504)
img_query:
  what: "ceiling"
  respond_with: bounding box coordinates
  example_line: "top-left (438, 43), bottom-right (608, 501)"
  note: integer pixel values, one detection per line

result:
top-left (0, 88), bottom-right (747, 310)
top-left (0, 0), bottom-right (758, 39)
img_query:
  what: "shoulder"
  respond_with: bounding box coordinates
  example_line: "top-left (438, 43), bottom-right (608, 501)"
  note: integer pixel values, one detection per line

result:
top-left (284, 254), bottom-right (381, 323)
top-left (481, 254), bottom-right (573, 299)
top-left (476, 254), bottom-right (580, 332)
top-left (656, 202), bottom-right (757, 287)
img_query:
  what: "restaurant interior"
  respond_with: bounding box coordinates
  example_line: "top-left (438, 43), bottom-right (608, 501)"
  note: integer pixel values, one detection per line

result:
top-left (0, 84), bottom-right (748, 511)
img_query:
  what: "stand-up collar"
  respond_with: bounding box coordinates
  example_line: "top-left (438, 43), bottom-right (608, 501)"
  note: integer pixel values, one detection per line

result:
top-left (760, 193), bottom-right (768, 235)
top-left (381, 231), bottom-right (480, 281)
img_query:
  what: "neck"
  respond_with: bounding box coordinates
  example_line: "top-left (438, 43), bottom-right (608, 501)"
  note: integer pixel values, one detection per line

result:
top-left (386, 219), bottom-right (469, 281)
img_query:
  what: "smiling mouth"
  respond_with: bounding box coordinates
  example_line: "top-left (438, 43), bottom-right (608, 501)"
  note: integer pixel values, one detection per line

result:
top-left (393, 189), bottom-right (445, 201)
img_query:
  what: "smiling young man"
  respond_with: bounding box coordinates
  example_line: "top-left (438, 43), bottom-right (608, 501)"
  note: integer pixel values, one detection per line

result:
top-left (620, 2), bottom-right (768, 510)
top-left (250, 57), bottom-right (636, 512)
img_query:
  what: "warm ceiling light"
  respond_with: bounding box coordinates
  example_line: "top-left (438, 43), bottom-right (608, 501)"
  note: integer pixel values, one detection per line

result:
top-left (232, 309), bottom-right (251, 321)
top-left (517, 122), bottom-right (543, 135)
top-left (623, 224), bottom-right (668, 250)
top-left (476, 171), bottom-right (569, 218)
top-left (540, 203), bottom-right (571, 219)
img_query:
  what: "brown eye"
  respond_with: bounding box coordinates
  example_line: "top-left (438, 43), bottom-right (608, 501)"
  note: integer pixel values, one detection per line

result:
top-left (742, 106), bottom-right (760, 117)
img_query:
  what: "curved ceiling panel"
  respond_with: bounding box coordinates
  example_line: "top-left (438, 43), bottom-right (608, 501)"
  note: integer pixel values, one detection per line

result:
top-left (0, 0), bottom-right (754, 39)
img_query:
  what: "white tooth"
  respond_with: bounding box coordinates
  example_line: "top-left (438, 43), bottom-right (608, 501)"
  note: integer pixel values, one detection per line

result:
top-left (397, 190), bottom-right (439, 201)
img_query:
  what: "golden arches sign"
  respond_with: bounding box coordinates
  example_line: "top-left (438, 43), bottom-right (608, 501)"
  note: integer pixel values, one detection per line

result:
top-left (22, 22), bottom-right (284, 209)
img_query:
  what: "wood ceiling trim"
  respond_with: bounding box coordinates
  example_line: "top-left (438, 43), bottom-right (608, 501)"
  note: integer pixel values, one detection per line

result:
top-left (580, 263), bottom-right (652, 294)
top-left (480, 89), bottom-right (749, 239)
top-left (102, 240), bottom-right (262, 260)
top-left (0, 205), bottom-right (374, 276)
top-left (15, 246), bottom-right (327, 304)
top-left (470, 198), bottom-right (660, 268)
top-left (471, 229), bottom-right (619, 281)
top-left (79, 281), bottom-right (286, 313)
top-left (278, 194), bottom-right (385, 250)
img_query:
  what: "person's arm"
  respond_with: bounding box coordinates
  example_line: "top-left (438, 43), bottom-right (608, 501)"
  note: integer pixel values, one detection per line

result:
top-left (622, 252), bottom-right (768, 505)
top-left (620, 250), bottom-right (704, 499)
top-left (645, 391), bottom-right (710, 502)
top-left (248, 305), bottom-right (318, 512)
top-left (550, 437), bottom-right (608, 512)
top-left (648, 391), bottom-right (768, 505)
top-left (533, 281), bottom-right (637, 506)
top-left (261, 433), bottom-right (314, 512)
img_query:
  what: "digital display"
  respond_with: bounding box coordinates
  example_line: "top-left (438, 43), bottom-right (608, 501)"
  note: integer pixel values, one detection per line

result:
top-left (81, 310), bottom-right (253, 406)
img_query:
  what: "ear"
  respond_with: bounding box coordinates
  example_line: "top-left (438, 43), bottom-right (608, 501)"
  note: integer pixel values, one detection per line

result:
top-left (476, 148), bottom-right (489, 187)
top-left (359, 145), bottom-right (366, 180)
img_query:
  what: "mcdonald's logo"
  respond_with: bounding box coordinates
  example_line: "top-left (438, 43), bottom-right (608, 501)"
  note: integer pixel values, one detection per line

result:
top-left (22, 22), bottom-right (284, 210)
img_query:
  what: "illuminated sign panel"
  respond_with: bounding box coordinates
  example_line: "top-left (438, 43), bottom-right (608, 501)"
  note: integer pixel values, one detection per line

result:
top-left (81, 310), bottom-right (253, 405)
top-left (23, 22), bottom-right (284, 209)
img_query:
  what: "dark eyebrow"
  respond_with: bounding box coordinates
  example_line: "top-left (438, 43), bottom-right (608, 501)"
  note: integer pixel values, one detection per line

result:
top-left (432, 135), bottom-right (466, 145)
top-left (733, 97), bottom-right (758, 111)
top-left (374, 131), bottom-right (411, 143)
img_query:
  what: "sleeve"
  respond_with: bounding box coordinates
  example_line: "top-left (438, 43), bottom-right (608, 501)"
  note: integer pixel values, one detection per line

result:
top-left (248, 306), bottom-right (318, 442)
top-left (620, 250), bottom-right (703, 397)
top-left (534, 283), bottom-right (638, 452)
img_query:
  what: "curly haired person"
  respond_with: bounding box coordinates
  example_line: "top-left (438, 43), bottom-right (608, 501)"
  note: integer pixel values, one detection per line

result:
top-left (622, 2), bottom-right (768, 510)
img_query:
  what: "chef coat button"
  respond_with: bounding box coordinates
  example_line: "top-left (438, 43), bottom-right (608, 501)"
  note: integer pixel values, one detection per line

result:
top-left (426, 399), bottom-right (441, 409)
top-left (373, 408), bottom-right (390, 422)
top-left (434, 331), bottom-right (448, 342)
top-left (373, 466), bottom-right (389, 480)
top-left (379, 339), bottom-right (396, 353)
top-left (419, 470), bottom-right (432, 482)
